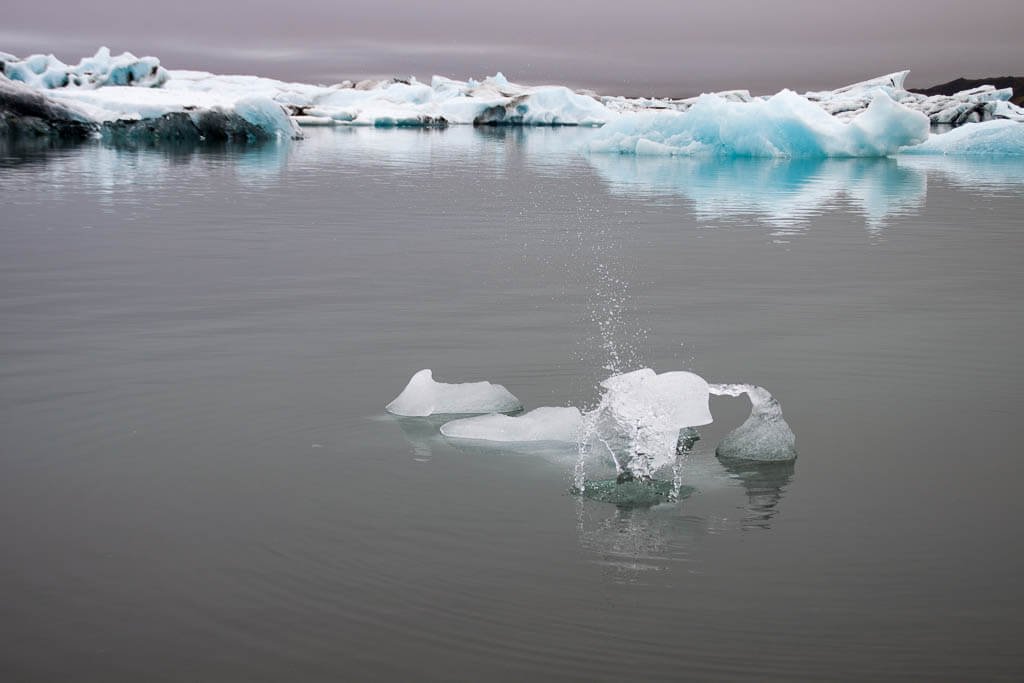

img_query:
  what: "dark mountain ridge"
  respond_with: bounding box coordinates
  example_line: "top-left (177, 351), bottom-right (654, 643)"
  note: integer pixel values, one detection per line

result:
top-left (911, 77), bottom-right (1024, 105)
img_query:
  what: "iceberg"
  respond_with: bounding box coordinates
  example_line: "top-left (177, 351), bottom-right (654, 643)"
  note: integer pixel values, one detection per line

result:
top-left (710, 384), bottom-right (797, 462)
top-left (440, 406), bottom-right (582, 442)
top-left (587, 91), bottom-right (930, 158)
top-left (1, 48), bottom-right (299, 142)
top-left (385, 369), bottom-right (523, 417)
top-left (900, 119), bottom-right (1024, 156)
top-left (4, 48), bottom-right (1022, 154)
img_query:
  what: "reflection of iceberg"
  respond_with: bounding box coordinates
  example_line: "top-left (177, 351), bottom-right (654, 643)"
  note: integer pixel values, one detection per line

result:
top-left (718, 458), bottom-right (796, 530)
top-left (393, 415), bottom-right (451, 462)
top-left (586, 154), bottom-right (927, 230)
top-left (897, 155), bottom-right (1024, 193)
top-left (575, 504), bottom-right (704, 580)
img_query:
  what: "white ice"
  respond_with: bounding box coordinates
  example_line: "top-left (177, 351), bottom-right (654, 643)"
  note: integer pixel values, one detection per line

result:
top-left (385, 369), bottom-right (523, 417)
top-left (439, 406), bottom-right (582, 442)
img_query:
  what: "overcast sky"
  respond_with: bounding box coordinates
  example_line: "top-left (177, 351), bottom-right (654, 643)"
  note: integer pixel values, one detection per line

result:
top-left (2, 0), bottom-right (1022, 96)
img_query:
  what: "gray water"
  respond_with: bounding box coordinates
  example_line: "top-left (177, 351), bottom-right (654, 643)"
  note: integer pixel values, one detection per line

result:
top-left (2, 128), bottom-right (1023, 681)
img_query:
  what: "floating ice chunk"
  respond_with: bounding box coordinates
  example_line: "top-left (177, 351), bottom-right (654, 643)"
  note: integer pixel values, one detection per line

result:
top-left (901, 120), bottom-right (1024, 156)
top-left (440, 406), bottom-right (582, 442)
top-left (588, 91), bottom-right (929, 158)
top-left (710, 384), bottom-right (797, 462)
top-left (386, 369), bottom-right (522, 417)
top-left (582, 369), bottom-right (712, 480)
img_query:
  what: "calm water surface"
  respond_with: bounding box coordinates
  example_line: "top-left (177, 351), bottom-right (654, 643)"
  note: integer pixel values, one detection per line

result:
top-left (2, 128), bottom-right (1023, 681)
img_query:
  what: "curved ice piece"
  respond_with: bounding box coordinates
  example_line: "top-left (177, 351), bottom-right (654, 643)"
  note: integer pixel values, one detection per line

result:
top-left (386, 369), bottom-right (522, 417)
top-left (1, 47), bottom-right (168, 89)
top-left (440, 406), bottom-right (582, 442)
top-left (589, 91), bottom-right (929, 158)
top-left (710, 384), bottom-right (797, 462)
top-left (901, 120), bottom-right (1024, 156)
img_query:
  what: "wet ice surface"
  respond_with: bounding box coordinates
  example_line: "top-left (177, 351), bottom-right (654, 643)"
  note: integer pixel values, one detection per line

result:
top-left (386, 369), bottom-right (522, 416)
top-left (1, 127), bottom-right (1023, 681)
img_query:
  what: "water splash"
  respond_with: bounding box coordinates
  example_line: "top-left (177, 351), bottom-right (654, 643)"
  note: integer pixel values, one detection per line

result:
top-left (573, 375), bottom-right (797, 505)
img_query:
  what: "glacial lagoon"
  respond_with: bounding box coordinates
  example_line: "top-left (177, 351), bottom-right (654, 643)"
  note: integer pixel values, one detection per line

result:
top-left (2, 127), bottom-right (1023, 680)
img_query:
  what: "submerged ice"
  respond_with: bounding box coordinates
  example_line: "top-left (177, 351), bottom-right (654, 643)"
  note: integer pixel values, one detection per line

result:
top-left (386, 369), bottom-right (523, 417)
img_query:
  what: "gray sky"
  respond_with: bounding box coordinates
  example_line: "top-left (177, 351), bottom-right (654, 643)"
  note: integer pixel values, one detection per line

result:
top-left (2, 0), bottom-right (1022, 96)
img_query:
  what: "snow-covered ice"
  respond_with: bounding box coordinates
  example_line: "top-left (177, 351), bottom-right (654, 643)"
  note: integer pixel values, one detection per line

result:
top-left (440, 406), bottom-right (582, 442)
top-left (1, 47), bottom-right (168, 89)
top-left (386, 369), bottom-right (523, 417)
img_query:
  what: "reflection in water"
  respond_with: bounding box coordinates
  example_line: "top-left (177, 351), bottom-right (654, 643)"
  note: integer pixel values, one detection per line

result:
top-left (897, 155), bottom-right (1024, 194)
top-left (718, 457), bottom-right (797, 530)
top-left (574, 450), bottom-right (799, 581)
top-left (586, 155), bottom-right (928, 235)
top-left (6, 127), bottom-right (1012, 573)
top-left (8, 128), bottom-right (1023, 235)
top-left (575, 503), bottom-right (704, 582)
top-left (393, 415), bottom-right (452, 462)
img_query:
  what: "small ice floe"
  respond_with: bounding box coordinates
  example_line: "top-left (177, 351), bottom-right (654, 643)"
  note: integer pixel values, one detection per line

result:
top-left (385, 369), bottom-right (522, 417)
